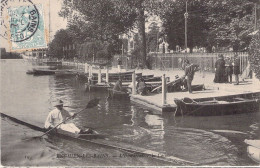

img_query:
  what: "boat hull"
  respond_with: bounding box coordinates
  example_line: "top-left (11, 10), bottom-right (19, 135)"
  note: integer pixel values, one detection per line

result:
top-left (107, 88), bottom-right (129, 100)
top-left (50, 128), bottom-right (103, 140)
top-left (247, 146), bottom-right (260, 164)
top-left (0, 113), bottom-right (104, 140)
top-left (174, 98), bottom-right (260, 116)
top-left (31, 69), bottom-right (56, 75)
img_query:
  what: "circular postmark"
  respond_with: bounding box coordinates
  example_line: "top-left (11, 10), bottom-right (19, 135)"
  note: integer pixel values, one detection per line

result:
top-left (8, 5), bottom-right (39, 42)
top-left (0, 0), bottom-right (39, 42)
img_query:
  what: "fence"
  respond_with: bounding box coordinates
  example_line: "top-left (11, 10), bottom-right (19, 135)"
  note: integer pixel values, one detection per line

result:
top-left (113, 52), bottom-right (249, 73)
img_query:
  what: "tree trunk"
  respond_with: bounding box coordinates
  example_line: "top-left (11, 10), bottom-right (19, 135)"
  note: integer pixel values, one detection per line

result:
top-left (137, 4), bottom-right (146, 68)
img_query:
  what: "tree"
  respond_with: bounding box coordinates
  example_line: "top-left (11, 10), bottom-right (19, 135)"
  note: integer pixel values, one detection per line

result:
top-left (158, 0), bottom-right (210, 52)
top-left (77, 40), bottom-right (115, 62)
top-left (207, 0), bottom-right (254, 52)
top-left (146, 22), bottom-right (160, 53)
top-left (59, 0), bottom-right (137, 58)
top-left (159, 0), bottom-right (255, 52)
top-left (60, 0), bottom-right (163, 67)
top-left (249, 33), bottom-right (260, 79)
top-left (48, 29), bottom-right (73, 59)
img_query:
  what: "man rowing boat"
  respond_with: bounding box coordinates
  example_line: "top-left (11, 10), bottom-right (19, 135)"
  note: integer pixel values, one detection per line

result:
top-left (44, 100), bottom-right (85, 134)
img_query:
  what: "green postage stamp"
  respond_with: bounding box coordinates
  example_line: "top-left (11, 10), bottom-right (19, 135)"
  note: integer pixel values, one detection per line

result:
top-left (7, 4), bottom-right (47, 50)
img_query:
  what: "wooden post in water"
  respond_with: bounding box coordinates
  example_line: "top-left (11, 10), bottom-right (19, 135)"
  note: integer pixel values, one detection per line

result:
top-left (106, 67), bottom-right (109, 83)
top-left (162, 74), bottom-right (167, 105)
top-left (98, 67), bottom-right (101, 83)
top-left (88, 65), bottom-right (92, 77)
top-left (132, 71), bottom-right (136, 95)
top-left (84, 63), bottom-right (88, 73)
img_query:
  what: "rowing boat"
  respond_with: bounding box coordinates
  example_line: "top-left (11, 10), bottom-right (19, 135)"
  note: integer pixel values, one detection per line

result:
top-left (245, 139), bottom-right (260, 163)
top-left (0, 112), bottom-right (197, 165)
top-left (48, 127), bottom-right (103, 140)
top-left (31, 69), bottom-right (56, 75)
top-left (107, 88), bottom-right (129, 99)
top-left (174, 97), bottom-right (260, 116)
top-left (0, 113), bottom-right (104, 140)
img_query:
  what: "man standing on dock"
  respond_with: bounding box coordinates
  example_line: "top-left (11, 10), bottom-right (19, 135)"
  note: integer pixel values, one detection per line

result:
top-left (183, 59), bottom-right (200, 93)
top-left (44, 100), bottom-right (81, 134)
top-left (233, 54), bottom-right (240, 85)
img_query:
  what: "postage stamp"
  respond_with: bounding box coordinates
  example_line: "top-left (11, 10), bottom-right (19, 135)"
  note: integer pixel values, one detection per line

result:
top-left (7, 4), bottom-right (47, 50)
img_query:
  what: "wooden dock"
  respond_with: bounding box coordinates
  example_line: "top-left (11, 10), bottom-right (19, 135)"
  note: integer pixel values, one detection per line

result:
top-left (130, 79), bottom-right (260, 114)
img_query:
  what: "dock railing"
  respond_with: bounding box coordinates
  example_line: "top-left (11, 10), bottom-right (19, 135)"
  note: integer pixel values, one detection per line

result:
top-left (113, 52), bottom-right (249, 74)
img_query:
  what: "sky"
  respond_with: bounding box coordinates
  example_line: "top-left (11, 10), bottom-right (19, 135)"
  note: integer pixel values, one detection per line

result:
top-left (0, 0), bottom-right (67, 52)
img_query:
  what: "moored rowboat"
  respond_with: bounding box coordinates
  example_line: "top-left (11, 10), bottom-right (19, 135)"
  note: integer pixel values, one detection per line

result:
top-left (245, 139), bottom-right (260, 163)
top-left (30, 69), bottom-right (56, 75)
top-left (247, 146), bottom-right (260, 164)
top-left (107, 88), bottom-right (129, 99)
top-left (174, 97), bottom-right (260, 116)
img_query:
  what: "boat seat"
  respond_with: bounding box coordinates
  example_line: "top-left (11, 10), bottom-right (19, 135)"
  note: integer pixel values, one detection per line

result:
top-left (233, 97), bottom-right (250, 101)
top-left (217, 101), bottom-right (229, 104)
top-left (183, 97), bottom-right (198, 104)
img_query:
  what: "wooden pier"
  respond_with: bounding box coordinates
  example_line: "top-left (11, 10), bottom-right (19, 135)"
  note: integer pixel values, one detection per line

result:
top-left (130, 76), bottom-right (260, 114)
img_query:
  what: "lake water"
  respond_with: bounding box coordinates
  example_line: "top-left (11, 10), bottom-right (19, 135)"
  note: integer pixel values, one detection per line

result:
top-left (1, 59), bottom-right (259, 166)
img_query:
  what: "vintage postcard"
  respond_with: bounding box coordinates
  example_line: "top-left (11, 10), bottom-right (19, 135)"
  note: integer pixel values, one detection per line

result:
top-left (1, 0), bottom-right (260, 167)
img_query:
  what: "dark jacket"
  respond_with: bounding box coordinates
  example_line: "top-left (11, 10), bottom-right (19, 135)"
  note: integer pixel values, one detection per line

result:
top-left (233, 57), bottom-right (240, 75)
top-left (137, 81), bottom-right (146, 93)
top-left (113, 80), bottom-right (122, 91)
top-left (214, 58), bottom-right (226, 83)
top-left (185, 64), bottom-right (199, 81)
top-left (225, 59), bottom-right (233, 75)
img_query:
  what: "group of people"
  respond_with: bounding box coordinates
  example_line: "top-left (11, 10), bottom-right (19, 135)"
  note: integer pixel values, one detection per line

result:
top-left (214, 54), bottom-right (240, 85)
top-left (112, 76), bottom-right (148, 96)
top-left (112, 59), bottom-right (200, 95)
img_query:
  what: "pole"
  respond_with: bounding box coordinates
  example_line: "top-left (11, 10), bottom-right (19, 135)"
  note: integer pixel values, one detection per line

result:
top-left (49, 0), bottom-right (51, 43)
top-left (162, 74), bottom-right (167, 105)
top-left (92, 47), bottom-right (95, 62)
top-left (89, 65), bottom-right (92, 77)
top-left (122, 43), bottom-right (123, 70)
top-left (255, 3), bottom-right (257, 31)
top-left (132, 71), bottom-right (136, 95)
top-left (98, 67), bottom-right (101, 83)
top-left (184, 0), bottom-right (188, 58)
top-left (106, 67), bottom-right (109, 83)
top-left (156, 32), bottom-right (159, 69)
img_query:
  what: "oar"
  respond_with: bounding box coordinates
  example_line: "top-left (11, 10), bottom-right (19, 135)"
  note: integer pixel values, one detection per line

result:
top-left (26, 98), bottom-right (100, 140)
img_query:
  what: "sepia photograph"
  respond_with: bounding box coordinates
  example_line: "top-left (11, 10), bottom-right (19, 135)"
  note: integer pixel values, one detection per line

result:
top-left (0, 0), bottom-right (260, 166)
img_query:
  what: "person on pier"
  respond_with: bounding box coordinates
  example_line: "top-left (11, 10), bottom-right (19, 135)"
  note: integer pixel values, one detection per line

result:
top-left (225, 56), bottom-right (233, 84)
top-left (44, 100), bottom-right (87, 134)
top-left (183, 59), bottom-right (200, 94)
top-left (214, 54), bottom-right (226, 83)
top-left (137, 77), bottom-right (147, 95)
top-left (233, 54), bottom-right (240, 85)
top-left (113, 77), bottom-right (123, 93)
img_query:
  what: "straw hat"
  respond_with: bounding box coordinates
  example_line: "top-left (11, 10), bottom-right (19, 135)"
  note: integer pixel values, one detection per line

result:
top-left (54, 100), bottom-right (63, 107)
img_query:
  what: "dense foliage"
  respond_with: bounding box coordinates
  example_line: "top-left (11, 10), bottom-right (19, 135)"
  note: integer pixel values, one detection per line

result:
top-left (50, 0), bottom-right (259, 67)
top-left (48, 29), bottom-right (73, 59)
top-left (59, 0), bottom-right (164, 67)
top-left (249, 33), bottom-right (260, 79)
top-left (159, 0), bottom-right (255, 52)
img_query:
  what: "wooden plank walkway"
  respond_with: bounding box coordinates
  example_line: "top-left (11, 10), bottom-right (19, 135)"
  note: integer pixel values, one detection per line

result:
top-left (130, 79), bottom-right (260, 113)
